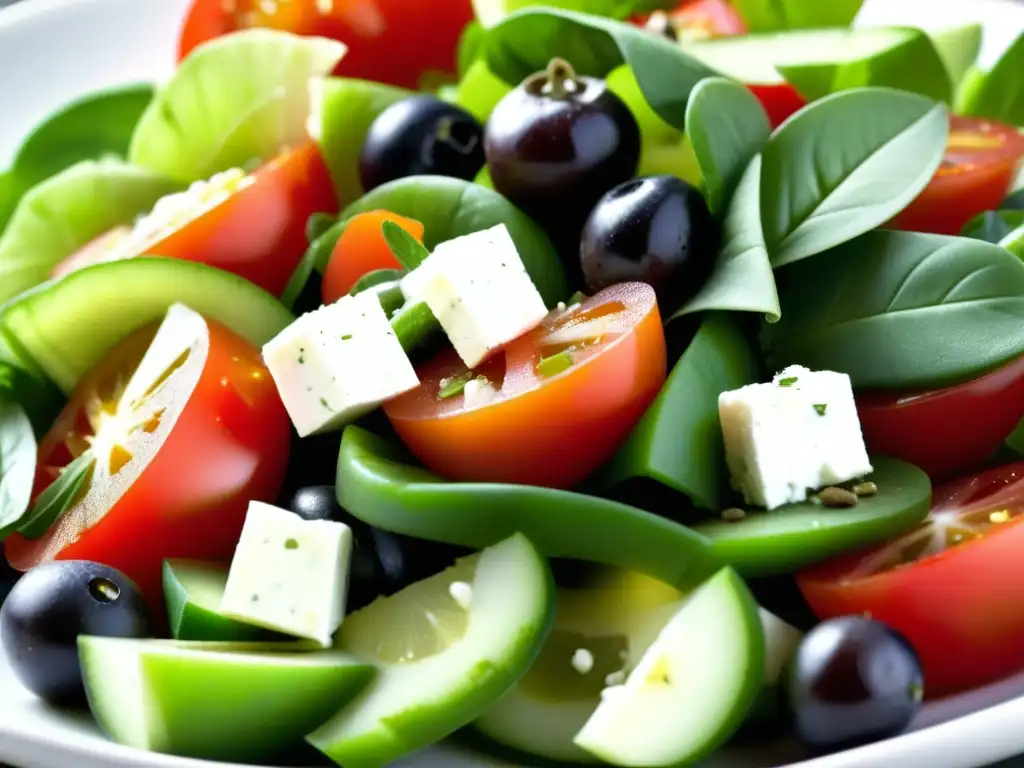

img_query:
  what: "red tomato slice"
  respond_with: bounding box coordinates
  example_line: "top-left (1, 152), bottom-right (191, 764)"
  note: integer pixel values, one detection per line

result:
top-left (857, 354), bottom-right (1024, 481)
top-left (890, 116), bottom-right (1024, 236)
top-left (322, 210), bottom-right (425, 304)
top-left (178, 0), bottom-right (473, 90)
top-left (797, 462), bottom-right (1024, 696)
top-left (52, 142), bottom-right (337, 297)
top-left (384, 283), bottom-right (667, 489)
top-left (5, 306), bottom-right (291, 610)
top-left (747, 83), bottom-right (806, 129)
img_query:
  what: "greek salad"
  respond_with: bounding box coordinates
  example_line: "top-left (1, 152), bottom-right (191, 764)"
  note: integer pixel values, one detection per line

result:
top-left (0, 0), bottom-right (1022, 766)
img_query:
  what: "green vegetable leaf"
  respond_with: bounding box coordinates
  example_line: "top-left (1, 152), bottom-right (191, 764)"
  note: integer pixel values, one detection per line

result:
top-left (483, 7), bottom-right (719, 131)
top-left (761, 88), bottom-right (948, 267)
top-left (339, 176), bottom-right (568, 307)
top-left (438, 372), bottom-right (474, 399)
top-left (18, 451), bottom-right (94, 540)
top-left (13, 84), bottom-right (154, 190)
top-left (282, 218), bottom-right (350, 310)
top-left (685, 77), bottom-right (770, 215)
top-left (0, 400), bottom-right (37, 537)
top-left (0, 358), bottom-right (64, 438)
top-left (0, 159), bottom-right (181, 305)
top-left (1004, 188), bottom-right (1024, 211)
top-left (473, 0), bottom-right (675, 28)
top-left (454, 60), bottom-right (516, 124)
top-left (729, 0), bottom-right (864, 32)
top-left (311, 77), bottom-right (413, 208)
top-left (670, 156), bottom-right (780, 321)
top-left (458, 20), bottom-right (487, 76)
top-left (350, 269), bottom-right (406, 296)
top-left (1002, 226), bottom-right (1024, 261)
top-left (130, 30), bottom-right (345, 182)
top-left (305, 212), bottom-right (336, 245)
top-left (1008, 417), bottom-right (1024, 458)
top-left (381, 221), bottom-right (431, 271)
top-left (958, 32), bottom-right (1024, 127)
top-left (596, 313), bottom-right (761, 512)
top-left (391, 301), bottom-right (441, 353)
top-left (761, 230), bottom-right (1024, 389)
top-left (960, 210), bottom-right (1024, 246)
top-left (930, 23), bottom-right (983, 91)
top-left (0, 170), bottom-right (17, 237)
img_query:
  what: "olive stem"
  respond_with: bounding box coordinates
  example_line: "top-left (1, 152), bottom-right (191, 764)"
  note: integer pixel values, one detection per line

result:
top-left (524, 57), bottom-right (583, 100)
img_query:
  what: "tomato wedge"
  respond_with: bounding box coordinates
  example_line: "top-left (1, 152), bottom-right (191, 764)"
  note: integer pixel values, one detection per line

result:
top-left (857, 354), bottom-right (1024, 481)
top-left (797, 462), bottom-right (1024, 696)
top-left (178, 0), bottom-right (473, 90)
top-left (52, 142), bottom-right (337, 298)
top-left (5, 305), bottom-right (291, 609)
top-left (322, 210), bottom-right (424, 304)
top-left (384, 283), bottom-right (668, 489)
top-left (890, 116), bottom-right (1024, 236)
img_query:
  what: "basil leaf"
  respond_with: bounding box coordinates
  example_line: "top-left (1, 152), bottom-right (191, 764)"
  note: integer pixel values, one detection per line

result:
top-left (350, 269), bottom-right (406, 296)
top-left (958, 32), bottom-right (1024, 127)
top-left (340, 176), bottom-right (568, 307)
top-left (961, 210), bottom-right (1024, 245)
top-left (0, 360), bottom-right (64, 438)
top-left (0, 400), bottom-right (36, 536)
top-left (13, 84), bottom-right (153, 190)
top-left (684, 77), bottom-right (770, 215)
top-left (483, 8), bottom-right (718, 131)
top-left (306, 212), bottom-right (336, 245)
top-left (761, 88), bottom-right (948, 267)
top-left (282, 218), bottom-right (351, 310)
top-left (729, 0), bottom-right (863, 32)
top-left (1003, 188), bottom-right (1024, 212)
top-left (458, 20), bottom-right (486, 76)
top-left (761, 230), bottom-right (1024, 390)
top-left (382, 221), bottom-right (431, 271)
top-left (18, 451), bottom-right (95, 540)
top-left (670, 155), bottom-right (780, 321)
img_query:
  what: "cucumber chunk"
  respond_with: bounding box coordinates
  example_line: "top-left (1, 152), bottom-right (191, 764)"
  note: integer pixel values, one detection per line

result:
top-left (306, 533), bottom-right (554, 768)
top-left (163, 560), bottom-right (279, 642)
top-left (574, 568), bottom-right (763, 767)
top-left (79, 637), bottom-right (374, 762)
top-left (748, 608), bottom-right (804, 724)
top-left (0, 257), bottom-right (293, 394)
top-left (474, 569), bottom-right (686, 764)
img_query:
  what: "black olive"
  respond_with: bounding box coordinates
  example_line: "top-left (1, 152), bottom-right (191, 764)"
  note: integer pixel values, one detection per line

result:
top-left (784, 616), bottom-right (924, 753)
top-left (283, 485), bottom-right (471, 610)
top-left (0, 561), bottom-right (151, 705)
top-left (580, 175), bottom-right (719, 316)
top-left (359, 96), bottom-right (486, 192)
top-left (484, 58), bottom-right (641, 282)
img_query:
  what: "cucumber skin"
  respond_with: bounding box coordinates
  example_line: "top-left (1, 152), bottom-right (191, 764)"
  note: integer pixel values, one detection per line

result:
top-left (163, 560), bottom-right (277, 643)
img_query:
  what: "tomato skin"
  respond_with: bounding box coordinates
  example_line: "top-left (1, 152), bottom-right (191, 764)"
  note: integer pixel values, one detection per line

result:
top-left (747, 83), bottom-right (806, 129)
top-left (797, 463), bottom-right (1024, 696)
top-left (890, 116), bottom-right (1024, 236)
top-left (857, 355), bottom-right (1024, 481)
top-left (385, 283), bottom-right (668, 489)
top-left (322, 210), bottom-right (424, 304)
top-left (179, 0), bottom-right (473, 90)
top-left (5, 320), bottom-right (292, 609)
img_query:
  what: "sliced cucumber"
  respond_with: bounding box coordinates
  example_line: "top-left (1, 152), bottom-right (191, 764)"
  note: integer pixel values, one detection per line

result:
top-left (475, 569), bottom-right (686, 763)
top-left (163, 560), bottom-right (280, 642)
top-left (748, 608), bottom-right (803, 724)
top-left (574, 568), bottom-right (763, 767)
top-left (307, 533), bottom-right (554, 768)
top-left (0, 257), bottom-right (293, 394)
top-left (79, 636), bottom-right (374, 762)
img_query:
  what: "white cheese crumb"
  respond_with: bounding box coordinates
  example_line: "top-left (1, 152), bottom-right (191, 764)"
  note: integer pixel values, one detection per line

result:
top-left (463, 377), bottom-right (499, 409)
top-left (449, 581), bottom-right (473, 610)
top-left (604, 669), bottom-right (626, 687)
top-left (571, 648), bottom-right (595, 675)
top-left (600, 685), bottom-right (626, 701)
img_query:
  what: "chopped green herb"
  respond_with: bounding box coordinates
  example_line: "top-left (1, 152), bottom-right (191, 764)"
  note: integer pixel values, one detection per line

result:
top-left (381, 220), bottom-right (431, 270)
top-left (320, 397), bottom-right (333, 411)
top-left (778, 376), bottom-right (798, 387)
top-left (298, 348), bottom-right (306, 365)
top-left (537, 349), bottom-right (575, 378)
top-left (813, 403), bottom-right (828, 416)
top-left (341, 334), bottom-right (353, 341)
top-left (567, 290), bottom-right (588, 305)
top-left (438, 372), bottom-right (473, 400)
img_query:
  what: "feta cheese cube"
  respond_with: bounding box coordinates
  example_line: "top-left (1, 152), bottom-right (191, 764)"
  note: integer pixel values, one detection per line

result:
top-left (262, 291), bottom-right (420, 437)
top-left (401, 224), bottom-right (548, 368)
top-left (718, 365), bottom-right (873, 510)
top-left (220, 502), bottom-right (352, 647)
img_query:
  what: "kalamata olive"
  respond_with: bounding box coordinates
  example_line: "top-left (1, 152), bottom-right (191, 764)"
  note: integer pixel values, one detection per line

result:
top-left (784, 616), bottom-right (924, 753)
top-left (359, 96), bottom-right (486, 192)
top-left (580, 175), bottom-right (719, 316)
top-left (0, 560), bottom-right (151, 705)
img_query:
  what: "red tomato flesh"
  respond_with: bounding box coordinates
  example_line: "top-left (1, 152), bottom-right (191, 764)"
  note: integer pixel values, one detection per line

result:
top-left (798, 462), bottom-right (1024, 696)
top-left (747, 83), bottom-right (806, 129)
top-left (5, 309), bottom-right (291, 609)
top-left (384, 283), bottom-right (668, 489)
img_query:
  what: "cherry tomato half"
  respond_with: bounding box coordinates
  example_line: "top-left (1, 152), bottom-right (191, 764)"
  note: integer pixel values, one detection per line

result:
top-left (322, 210), bottom-right (424, 304)
top-left (52, 142), bottom-right (337, 298)
top-left (890, 116), bottom-right (1024, 236)
top-left (179, 0), bottom-right (473, 90)
top-left (5, 306), bottom-right (291, 609)
top-left (797, 462), bottom-right (1024, 696)
top-left (857, 354), bottom-right (1024, 481)
top-left (384, 282), bottom-right (667, 489)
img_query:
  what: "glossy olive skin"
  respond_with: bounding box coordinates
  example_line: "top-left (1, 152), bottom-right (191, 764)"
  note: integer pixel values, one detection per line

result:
top-left (580, 175), bottom-right (719, 316)
top-left (785, 617), bottom-right (924, 753)
top-left (0, 561), bottom-right (151, 705)
top-left (359, 96), bottom-right (486, 192)
top-left (484, 60), bottom-right (641, 276)
top-left (284, 485), bottom-right (470, 610)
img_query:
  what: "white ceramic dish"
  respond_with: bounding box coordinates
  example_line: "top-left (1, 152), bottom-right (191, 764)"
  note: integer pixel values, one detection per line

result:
top-left (1, 0), bottom-right (1023, 767)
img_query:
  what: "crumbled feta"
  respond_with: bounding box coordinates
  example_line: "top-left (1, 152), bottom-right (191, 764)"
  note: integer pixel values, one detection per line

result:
top-left (462, 377), bottom-right (499, 409)
top-left (718, 365), bottom-right (873, 510)
top-left (449, 581), bottom-right (473, 610)
top-left (220, 502), bottom-right (352, 647)
top-left (572, 648), bottom-right (595, 675)
top-left (262, 291), bottom-right (420, 437)
top-left (400, 225), bottom-right (548, 368)
top-left (605, 669), bottom-right (627, 687)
